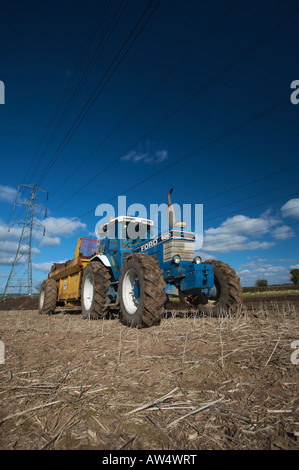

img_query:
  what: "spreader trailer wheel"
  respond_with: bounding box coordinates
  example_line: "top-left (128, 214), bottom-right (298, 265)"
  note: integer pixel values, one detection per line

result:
top-left (39, 279), bottom-right (58, 315)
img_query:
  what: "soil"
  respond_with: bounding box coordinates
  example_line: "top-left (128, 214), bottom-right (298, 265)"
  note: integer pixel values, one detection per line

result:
top-left (0, 295), bottom-right (39, 311)
top-left (0, 295), bottom-right (298, 450)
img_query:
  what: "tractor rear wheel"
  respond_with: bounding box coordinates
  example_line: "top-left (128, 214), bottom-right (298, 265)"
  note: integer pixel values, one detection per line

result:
top-left (118, 253), bottom-right (167, 328)
top-left (39, 279), bottom-right (57, 315)
top-left (192, 260), bottom-right (242, 317)
top-left (81, 261), bottom-right (111, 319)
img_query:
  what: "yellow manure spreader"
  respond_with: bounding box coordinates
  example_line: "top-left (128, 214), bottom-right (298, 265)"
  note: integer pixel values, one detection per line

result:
top-left (39, 237), bottom-right (98, 314)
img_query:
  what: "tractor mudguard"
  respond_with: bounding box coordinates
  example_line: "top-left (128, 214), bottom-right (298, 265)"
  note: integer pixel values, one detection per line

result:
top-left (89, 254), bottom-right (111, 267)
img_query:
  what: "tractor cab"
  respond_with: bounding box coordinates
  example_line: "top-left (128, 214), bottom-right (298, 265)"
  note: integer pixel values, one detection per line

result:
top-left (96, 216), bottom-right (154, 279)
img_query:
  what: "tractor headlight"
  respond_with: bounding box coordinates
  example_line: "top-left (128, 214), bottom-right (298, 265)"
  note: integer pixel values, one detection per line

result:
top-left (194, 256), bottom-right (202, 264)
top-left (173, 255), bottom-right (181, 265)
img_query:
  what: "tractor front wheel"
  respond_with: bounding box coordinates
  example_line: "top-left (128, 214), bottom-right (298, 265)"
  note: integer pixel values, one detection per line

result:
top-left (191, 260), bottom-right (242, 317)
top-left (119, 254), bottom-right (167, 328)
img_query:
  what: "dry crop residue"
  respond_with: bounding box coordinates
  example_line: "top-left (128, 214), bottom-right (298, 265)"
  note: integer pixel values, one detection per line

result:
top-left (0, 298), bottom-right (298, 450)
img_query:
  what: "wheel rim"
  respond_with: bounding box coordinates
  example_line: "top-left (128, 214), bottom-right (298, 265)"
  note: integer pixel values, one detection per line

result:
top-left (39, 289), bottom-right (45, 309)
top-left (122, 268), bottom-right (140, 315)
top-left (83, 273), bottom-right (94, 310)
top-left (208, 277), bottom-right (221, 305)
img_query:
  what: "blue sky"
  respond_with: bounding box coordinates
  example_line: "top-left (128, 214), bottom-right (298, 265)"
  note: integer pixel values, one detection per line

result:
top-left (0, 0), bottom-right (299, 291)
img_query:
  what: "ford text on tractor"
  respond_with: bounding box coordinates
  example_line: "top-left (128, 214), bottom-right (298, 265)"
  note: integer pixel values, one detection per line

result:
top-left (39, 189), bottom-right (242, 327)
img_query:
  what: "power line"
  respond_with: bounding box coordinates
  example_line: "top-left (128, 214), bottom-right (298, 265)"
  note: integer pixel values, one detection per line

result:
top-left (27, 0), bottom-right (131, 185)
top-left (204, 189), bottom-right (299, 224)
top-left (152, 191), bottom-right (299, 236)
top-left (36, 0), bottom-right (162, 186)
top-left (204, 179), bottom-right (299, 215)
top-left (99, 97), bottom-right (290, 206)
top-left (203, 197), bottom-right (299, 232)
top-left (202, 165), bottom-right (299, 205)
top-left (34, 94), bottom-right (292, 243)
top-left (23, 0), bottom-right (112, 184)
top-left (51, 4), bottom-right (299, 212)
top-left (146, 202), bottom-right (299, 252)
top-left (50, 0), bottom-right (242, 198)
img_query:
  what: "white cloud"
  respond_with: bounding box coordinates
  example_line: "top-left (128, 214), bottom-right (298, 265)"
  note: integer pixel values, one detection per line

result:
top-left (196, 251), bottom-right (216, 261)
top-left (0, 220), bottom-right (41, 265)
top-left (238, 269), bottom-right (251, 275)
top-left (273, 225), bottom-right (295, 240)
top-left (0, 215), bottom-right (86, 266)
top-left (205, 214), bottom-right (277, 236)
top-left (33, 258), bottom-right (68, 273)
top-left (33, 216), bottom-right (86, 247)
top-left (0, 222), bottom-right (22, 242)
top-left (121, 149), bottom-right (168, 165)
top-left (0, 184), bottom-right (17, 203)
top-left (237, 262), bottom-right (290, 286)
top-left (201, 213), bottom-right (278, 253)
top-left (0, 239), bottom-right (40, 255)
top-left (32, 262), bottom-right (54, 273)
top-left (155, 150), bottom-right (168, 163)
top-left (200, 202), bottom-right (298, 255)
top-left (41, 216), bottom-right (86, 236)
top-left (38, 234), bottom-right (61, 247)
top-left (0, 255), bottom-right (25, 266)
top-left (281, 198), bottom-right (299, 219)
top-left (236, 257), bottom-right (299, 286)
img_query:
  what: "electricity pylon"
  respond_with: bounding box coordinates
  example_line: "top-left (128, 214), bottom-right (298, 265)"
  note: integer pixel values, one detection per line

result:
top-left (4, 184), bottom-right (48, 296)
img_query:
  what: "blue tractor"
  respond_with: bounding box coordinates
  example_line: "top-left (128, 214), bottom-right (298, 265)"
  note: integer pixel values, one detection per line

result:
top-left (80, 189), bottom-right (242, 327)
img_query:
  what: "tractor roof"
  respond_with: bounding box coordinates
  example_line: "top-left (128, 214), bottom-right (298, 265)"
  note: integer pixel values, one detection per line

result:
top-left (103, 216), bottom-right (154, 229)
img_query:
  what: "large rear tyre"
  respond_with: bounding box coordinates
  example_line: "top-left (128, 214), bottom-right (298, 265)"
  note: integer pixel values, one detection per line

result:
top-left (39, 279), bottom-right (57, 315)
top-left (193, 260), bottom-right (242, 317)
top-left (81, 261), bottom-right (111, 319)
top-left (118, 254), bottom-right (167, 328)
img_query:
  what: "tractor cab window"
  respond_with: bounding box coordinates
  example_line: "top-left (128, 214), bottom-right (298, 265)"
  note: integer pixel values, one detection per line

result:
top-left (107, 238), bottom-right (118, 253)
top-left (107, 221), bottom-right (118, 240)
top-left (121, 222), bottom-right (151, 249)
top-left (103, 222), bottom-right (119, 272)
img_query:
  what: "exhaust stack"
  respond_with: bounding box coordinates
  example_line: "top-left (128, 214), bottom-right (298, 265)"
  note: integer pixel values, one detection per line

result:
top-left (167, 188), bottom-right (186, 230)
top-left (167, 188), bottom-right (176, 229)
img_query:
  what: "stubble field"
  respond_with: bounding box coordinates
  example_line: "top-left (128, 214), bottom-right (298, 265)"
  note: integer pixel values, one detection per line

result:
top-left (0, 295), bottom-right (298, 450)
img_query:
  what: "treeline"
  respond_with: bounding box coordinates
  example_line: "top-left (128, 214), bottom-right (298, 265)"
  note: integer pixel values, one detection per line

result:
top-left (243, 284), bottom-right (299, 293)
